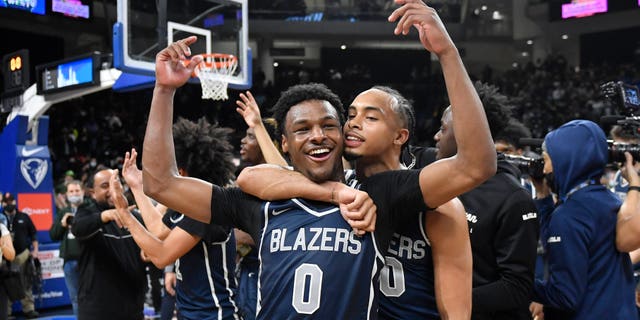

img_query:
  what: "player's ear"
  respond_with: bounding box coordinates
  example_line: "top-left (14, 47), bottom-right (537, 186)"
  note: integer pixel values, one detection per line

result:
top-left (394, 128), bottom-right (409, 146)
top-left (281, 134), bottom-right (289, 154)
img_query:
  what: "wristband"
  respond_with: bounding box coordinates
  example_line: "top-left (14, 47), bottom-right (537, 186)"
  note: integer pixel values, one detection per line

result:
top-left (628, 186), bottom-right (640, 193)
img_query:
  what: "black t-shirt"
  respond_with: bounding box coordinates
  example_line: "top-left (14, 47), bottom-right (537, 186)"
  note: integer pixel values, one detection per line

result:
top-left (209, 170), bottom-right (427, 319)
top-left (162, 209), bottom-right (230, 243)
top-left (210, 169), bottom-right (427, 255)
top-left (7, 211), bottom-right (37, 253)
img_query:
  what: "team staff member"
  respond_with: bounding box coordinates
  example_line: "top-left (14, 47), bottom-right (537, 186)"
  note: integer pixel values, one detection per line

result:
top-left (73, 169), bottom-right (147, 320)
top-left (2, 193), bottom-right (39, 319)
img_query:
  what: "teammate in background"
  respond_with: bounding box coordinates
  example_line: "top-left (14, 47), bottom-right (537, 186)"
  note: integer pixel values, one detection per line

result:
top-left (49, 180), bottom-right (86, 315)
top-left (433, 82), bottom-right (539, 319)
top-left (110, 117), bottom-right (240, 320)
top-left (234, 91), bottom-right (283, 320)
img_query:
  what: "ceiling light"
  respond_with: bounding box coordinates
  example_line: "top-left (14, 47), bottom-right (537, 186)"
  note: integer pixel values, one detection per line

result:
top-left (481, 5), bottom-right (487, 10)
top-left (526, 40), bottom-right (533, 45)
top-left (562, 34), bottom-right (569, 40)
top-left (273, 62), bottom-right (279, 67)
top-left (340, 44), bottom-right (347, 50)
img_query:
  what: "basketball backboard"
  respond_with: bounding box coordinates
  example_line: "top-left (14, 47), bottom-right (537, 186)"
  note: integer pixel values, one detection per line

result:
top-left (113, 0), bottom-right (250, 89)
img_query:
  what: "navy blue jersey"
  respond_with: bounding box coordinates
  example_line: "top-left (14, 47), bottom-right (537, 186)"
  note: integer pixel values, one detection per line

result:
top-left (211, 170), bottom-right (426, 320)
top-left (163, 210), bottom-right (239, 320)
top-left (346, 170), bottom-right (438, 319)
top-left (378, 213), bottom-right (438, 319)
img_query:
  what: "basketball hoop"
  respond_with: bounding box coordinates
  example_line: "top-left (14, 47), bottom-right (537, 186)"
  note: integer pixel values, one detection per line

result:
top-left (193, 53), bottom-right (238, 100)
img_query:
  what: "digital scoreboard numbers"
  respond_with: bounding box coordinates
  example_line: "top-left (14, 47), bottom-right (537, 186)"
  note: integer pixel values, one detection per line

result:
top-left (2, 49), bottom-right (30, 93)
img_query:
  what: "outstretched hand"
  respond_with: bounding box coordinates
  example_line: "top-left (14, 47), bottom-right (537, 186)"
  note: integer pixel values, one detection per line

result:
top-left (236, 91), bottom-right (263, 128)
top-left (388, 0), bottom-right (456, 57)
top-left (334, 186), bottom-right (377, 235)
top-left (155, 36), bottom-right (204, 89)
top-left (122, 148), bottom-right (143, 191)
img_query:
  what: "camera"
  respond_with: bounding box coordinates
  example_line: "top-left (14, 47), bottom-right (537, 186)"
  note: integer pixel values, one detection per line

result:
top-left (601, 81), bottom-right (640, 116)
top-left (608, 141), bottom-right (640, 163)
top-left (66, 215), bottom-right (75, 225)
top-left (503, 154), bottom-right (545, 179)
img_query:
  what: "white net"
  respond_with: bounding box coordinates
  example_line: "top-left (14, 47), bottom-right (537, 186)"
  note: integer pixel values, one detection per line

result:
top-left (194, 54), bottom-right (238, 100)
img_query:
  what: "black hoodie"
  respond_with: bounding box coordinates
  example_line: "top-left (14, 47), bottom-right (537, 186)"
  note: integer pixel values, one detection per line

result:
top-left (460, 155), bottom-right (539, 320)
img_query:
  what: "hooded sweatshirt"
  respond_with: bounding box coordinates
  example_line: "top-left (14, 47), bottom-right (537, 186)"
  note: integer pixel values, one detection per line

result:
top-left (534, 120), bottom-right (637, 320)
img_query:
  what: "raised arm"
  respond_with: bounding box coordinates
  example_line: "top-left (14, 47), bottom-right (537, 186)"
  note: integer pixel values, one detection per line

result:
top-left (616, 152), bottom-right (640, 252)
top-left (142, 36), bottom-right (213, 224)
top-left (425, 198), bottom-right (472, 319)
top-left (236, 91), bottom-right (288, 166)
top-left (389, 0), bottom-right (496, 208)
top-left (111, 170), bottom-right (200, 268)
top-left (122, 148), bottom-right (171, 239)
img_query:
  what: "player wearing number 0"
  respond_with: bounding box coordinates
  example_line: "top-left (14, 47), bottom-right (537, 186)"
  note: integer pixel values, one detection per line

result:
top-left (237, 1), bottom-right (496, 319)
top-left (145, 38), bottom-right (381, 318)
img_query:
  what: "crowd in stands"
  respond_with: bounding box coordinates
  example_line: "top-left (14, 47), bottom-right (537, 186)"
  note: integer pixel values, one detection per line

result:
top-left (46, 53), bottom-right (640, 188)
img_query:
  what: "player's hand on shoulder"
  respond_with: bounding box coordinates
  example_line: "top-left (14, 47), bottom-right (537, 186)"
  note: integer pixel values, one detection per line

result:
top-left (155, 36), bottom-right (203, 89)
top-left (336, 186), bottom-right (377, 235)
top-left (387, 0), bottom-right (456, 57)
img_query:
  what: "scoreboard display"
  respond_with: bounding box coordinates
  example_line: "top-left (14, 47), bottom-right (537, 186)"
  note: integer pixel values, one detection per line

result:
top-left (36, 52), bottom-right (100, 95)
top-left (2, 49), bottom-right (30, 93)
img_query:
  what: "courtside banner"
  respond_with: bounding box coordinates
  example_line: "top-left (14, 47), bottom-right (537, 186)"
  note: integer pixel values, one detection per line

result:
top-left (18, 193), bottom-right (54, 231)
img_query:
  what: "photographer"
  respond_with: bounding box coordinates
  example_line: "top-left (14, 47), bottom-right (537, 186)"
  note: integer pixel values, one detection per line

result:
top-left (530, 120), bottom-right (637, 320)
top-left (49, 180), bottom-right (86, 316)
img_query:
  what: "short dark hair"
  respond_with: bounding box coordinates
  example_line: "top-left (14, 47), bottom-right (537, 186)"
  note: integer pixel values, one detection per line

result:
top-left (474, 81), bottom-right (513, 138)
top-left (173, 117), bottom-right (236, 186)
top-left (370, 86), bottom-right (415, 146)
top-left (270, 83), bottom-right (344, 137)
top-left (495, 120), bottom-right (532, 149)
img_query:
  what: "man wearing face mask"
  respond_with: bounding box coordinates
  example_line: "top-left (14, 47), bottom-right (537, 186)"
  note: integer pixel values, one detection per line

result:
top-left (529, 120), bottom-right (637, 320)
top-left (2, 193), bottom-right (39, 319)
top-left (49, 180), bottom-right (86, 316)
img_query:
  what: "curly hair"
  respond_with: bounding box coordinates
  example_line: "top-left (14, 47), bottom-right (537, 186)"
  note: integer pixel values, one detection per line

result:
top-left (474, 81), bottom-right (513, 138)
top-left (270, 83), bottom-right (344, 137)
top-left (495, 119), bottom-right (532, 149)
top-left (173, 117), bottom-right (236, 186)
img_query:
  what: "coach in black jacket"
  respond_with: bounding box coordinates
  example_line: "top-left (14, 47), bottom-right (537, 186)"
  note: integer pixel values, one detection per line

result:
top-left (72, 169), bottom-right (147, 320)
top-left (429, 82), bottom-right (539, 320)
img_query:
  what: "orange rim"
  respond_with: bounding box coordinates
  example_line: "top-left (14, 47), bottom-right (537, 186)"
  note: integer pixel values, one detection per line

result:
top-left (195, 53), bottom-right (238, 70)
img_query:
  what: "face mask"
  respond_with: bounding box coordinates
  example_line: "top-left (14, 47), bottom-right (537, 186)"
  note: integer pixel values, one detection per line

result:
top-left (67, 195), bottom-right (83, 205)
top-left (3, 204), bottom-right (16, 213)
top-left (90, 161), bottom-right (97, 168)
top-left (544, 172), bottom-right (558, 195)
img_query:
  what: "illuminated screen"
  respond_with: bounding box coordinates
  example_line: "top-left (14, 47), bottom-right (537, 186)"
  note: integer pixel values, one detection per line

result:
top-left (0, 0), bottom-right (45, 15)
top-left (562, 0), bottom-right (607, 19)
top-left (52, 0), bottom-right (90, 19)
top-left (39, 55), bottom-right (98, 94)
